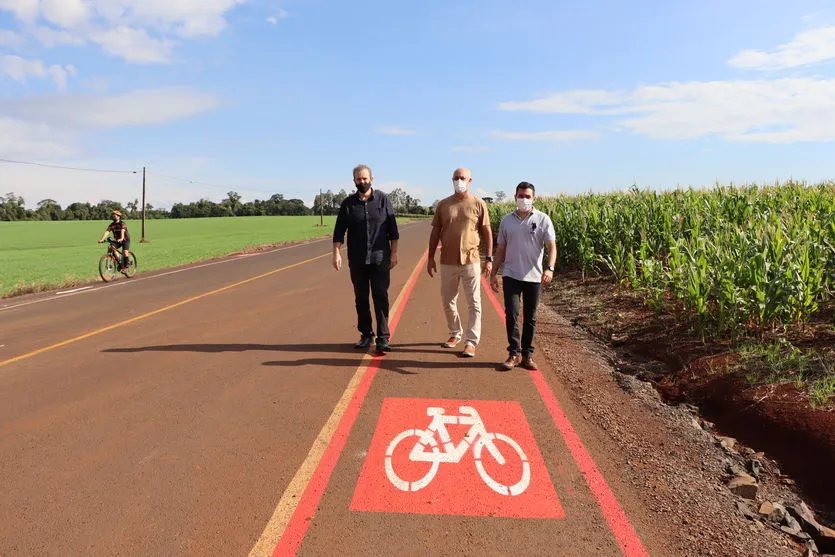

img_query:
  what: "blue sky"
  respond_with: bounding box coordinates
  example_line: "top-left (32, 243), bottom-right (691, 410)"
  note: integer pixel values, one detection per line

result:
top-left (1, 0), bottom-right (835, 209)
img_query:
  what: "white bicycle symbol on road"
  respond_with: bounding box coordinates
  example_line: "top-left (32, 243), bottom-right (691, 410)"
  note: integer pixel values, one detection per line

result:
top-left (384, 406), bottom-right (531, 496)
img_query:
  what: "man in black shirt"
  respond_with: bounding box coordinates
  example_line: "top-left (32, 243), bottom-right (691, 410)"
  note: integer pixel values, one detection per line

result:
top-left (332, 164), bottom-right (400, 353)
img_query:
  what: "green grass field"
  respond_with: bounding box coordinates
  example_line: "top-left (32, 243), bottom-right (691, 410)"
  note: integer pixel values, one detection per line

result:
top-left (0, 216), bottom-right (340, 297)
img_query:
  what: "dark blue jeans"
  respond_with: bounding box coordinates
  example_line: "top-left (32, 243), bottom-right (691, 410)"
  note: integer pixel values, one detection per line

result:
top-left (349, 261), bottom-right (391, 341)
top-left (503, 276), bottom-right (541, 356)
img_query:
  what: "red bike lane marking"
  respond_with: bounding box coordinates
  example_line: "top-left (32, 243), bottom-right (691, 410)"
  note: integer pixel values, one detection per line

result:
top-left (271, 252), bottom-right (427, 557)
top-left (269, 262), bottom-right (649, 557)
top-left (481, 276), bottom-right (650, 557)
top-left (350, 397), bottom-right (565, 519)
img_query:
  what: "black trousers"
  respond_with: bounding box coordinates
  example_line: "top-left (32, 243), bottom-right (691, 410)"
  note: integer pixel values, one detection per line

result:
top-left (349, 261), bottom-right (391, 340)
top-left (503, 276), bottom-right (541, 356)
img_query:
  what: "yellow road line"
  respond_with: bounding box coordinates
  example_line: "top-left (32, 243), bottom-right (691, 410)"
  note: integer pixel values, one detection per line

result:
top-left (247, 253), bottom-right (426, 557)
top-left (0, 253), bottom-right (330, 369)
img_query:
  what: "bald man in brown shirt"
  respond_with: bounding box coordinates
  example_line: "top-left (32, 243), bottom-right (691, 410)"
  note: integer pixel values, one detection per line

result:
top-left (427, 167), bottom-right (493, 358)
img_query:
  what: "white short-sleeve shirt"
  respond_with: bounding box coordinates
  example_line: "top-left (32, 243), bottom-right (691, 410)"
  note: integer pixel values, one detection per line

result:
top-left (496, 209), bottom-right (556, 283)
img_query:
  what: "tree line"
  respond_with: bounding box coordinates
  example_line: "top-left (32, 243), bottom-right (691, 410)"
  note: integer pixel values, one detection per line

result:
top-left (0, 187), bottom-right (434, 222)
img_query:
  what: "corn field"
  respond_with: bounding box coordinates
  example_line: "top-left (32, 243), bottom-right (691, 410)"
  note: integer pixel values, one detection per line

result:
top-left (488, 181), bottom-right (835, 339)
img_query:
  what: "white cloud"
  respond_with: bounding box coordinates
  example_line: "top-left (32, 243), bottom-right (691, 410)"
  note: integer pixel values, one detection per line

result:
top-left (0, 29), bottom-right (25, 47)
top-left (0, 54), bottom-right (75, 89)
top-left (0, 116), bottom-right (78, 158)
top-left (175, 14), bottom-right (228, 39)
top-left (0, 86), bottom-right (222, 162)
top-left (376, 126), bottom-right (418, 135)
top-left (496, 28), bottom-right (835, 143)
top-left (0, 0), bottom-right (39, 22)
top-left (121, 0), bottom-right (245, 33)
top-left (729, 26), bottom-right (835, 70)
top-left (450, 146), bottom-right (491, 152)
top-left (45, 63), bottom-right (70, 89)
top-left (490, 129), bottom-right (599, 141)
top-left (79, 74), bottom-right (108, 92)
top-left (266, 9), bottom-right (288, 25)
top-left (496, 78), bottom-right (835, 143)
top-left (31, 25), bottom-right (86, 47)
top-left (88, 25), bottom-right (177, 64)
top-left (41, 0), bottom-right (89, 28)
top-left (2, 86), bottom-right (222, 129)
top-left (497, 90), bottom-right (626, 114)
top-left (0, 0), bottom-right (247, 63)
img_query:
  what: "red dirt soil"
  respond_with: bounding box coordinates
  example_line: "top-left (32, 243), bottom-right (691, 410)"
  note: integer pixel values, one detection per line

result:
top-left (543, 271), bottom-right (835, 522)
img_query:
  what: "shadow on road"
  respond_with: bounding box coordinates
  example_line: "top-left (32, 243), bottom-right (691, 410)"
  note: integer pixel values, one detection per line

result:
top-left (261, 357), bottom-right (504, 375)
top-left (102, 342), bottom-right (451, 355)
top-left (102, 343), bottom-right (510, 374)
top-left (103, 343), bottom-right (355, 354)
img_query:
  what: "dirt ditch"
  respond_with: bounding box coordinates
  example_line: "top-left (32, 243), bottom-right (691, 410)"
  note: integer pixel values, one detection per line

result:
top-left (540, 271), bottom-right (835, 524)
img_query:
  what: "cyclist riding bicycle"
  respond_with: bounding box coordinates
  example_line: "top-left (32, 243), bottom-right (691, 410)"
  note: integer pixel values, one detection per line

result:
top-left (98, 209), bottom-right (132, 267)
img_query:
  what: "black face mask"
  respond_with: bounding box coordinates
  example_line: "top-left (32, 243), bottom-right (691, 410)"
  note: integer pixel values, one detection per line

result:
top-left (356, 183), bottom-right (371, 194)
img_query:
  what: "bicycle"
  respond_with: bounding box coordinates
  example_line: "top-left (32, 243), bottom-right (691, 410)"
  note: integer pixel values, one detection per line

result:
top-left (98, 238), bottom-right (137, 282)
top-left (384, 405), bottom-right (530, 496)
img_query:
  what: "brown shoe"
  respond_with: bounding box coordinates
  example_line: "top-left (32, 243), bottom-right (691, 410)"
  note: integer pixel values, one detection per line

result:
top-left (502, 354), bottom-right (522, 370)
top-left (442, 335), bottom-right (461, 348)
top-left (520, 355), bottom-right (538, 370)
top-left (461, 343), bottom-right (476, 357)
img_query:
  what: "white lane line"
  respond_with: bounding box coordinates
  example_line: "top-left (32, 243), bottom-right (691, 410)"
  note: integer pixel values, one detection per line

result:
top-left (0, 238), bottom-right (322, 312)
top-left (55, 286), bottom-right (94, 295)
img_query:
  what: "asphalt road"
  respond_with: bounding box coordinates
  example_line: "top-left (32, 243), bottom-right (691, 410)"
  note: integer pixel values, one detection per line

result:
top-left (0, 221), bottom-right (665, 556)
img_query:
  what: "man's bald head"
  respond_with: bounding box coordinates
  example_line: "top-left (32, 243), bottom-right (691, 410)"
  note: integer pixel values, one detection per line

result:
top-left (452, 167), bottom-right (471, 181)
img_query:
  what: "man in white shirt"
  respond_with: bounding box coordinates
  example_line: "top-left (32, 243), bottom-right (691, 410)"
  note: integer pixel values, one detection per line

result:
top-left (489, 182), bottom-right (557, 370)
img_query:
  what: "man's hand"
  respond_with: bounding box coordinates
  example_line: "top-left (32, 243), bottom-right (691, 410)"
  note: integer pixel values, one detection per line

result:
top-left (482, 261), bottom-right (492, 278)
top-left (427, 258), bottom-right (437, 277)
top-left (98, 240), bottom-right (104, 244)
top-left (332, 252), bottom-right (342, 271)
top-left (490, 274), bottom-right (500, 293)
top-left (390, 252), bottom-right (398, 270)
top-left (542, 269), bottom-right (553, 285)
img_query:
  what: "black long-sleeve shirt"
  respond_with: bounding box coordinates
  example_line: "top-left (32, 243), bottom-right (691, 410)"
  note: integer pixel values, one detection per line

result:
top-left (333, 189), bottom-right (400, 266)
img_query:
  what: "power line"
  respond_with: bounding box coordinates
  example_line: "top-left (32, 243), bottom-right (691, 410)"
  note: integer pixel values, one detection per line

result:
top-left (0, 157), bottom-right (293, 197)
top-left (146, 171), bottom-right (237, 189)
top-left (146, 171), bottom-right (289, 196)
top-left (0, 157), bottom-right (138, 174)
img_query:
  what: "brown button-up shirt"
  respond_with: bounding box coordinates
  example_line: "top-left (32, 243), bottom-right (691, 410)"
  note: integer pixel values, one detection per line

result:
top-left (431, 194), bottom-right (489, 265)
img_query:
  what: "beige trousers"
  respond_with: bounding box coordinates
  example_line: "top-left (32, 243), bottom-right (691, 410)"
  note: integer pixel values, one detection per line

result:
top-left (440, 263), bottom-right (482, 346)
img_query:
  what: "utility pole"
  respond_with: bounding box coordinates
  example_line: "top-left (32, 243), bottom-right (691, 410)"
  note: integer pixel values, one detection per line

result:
top-left (319, 187), bottom-right (323, 227)
top-left (140, 166), bottom-right (148, 243)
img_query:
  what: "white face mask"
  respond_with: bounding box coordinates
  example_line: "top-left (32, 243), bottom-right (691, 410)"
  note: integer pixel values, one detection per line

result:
top-left (516, 197), bottom-right (533, 212)
top-left (453, 179), bottom-right (468, 193)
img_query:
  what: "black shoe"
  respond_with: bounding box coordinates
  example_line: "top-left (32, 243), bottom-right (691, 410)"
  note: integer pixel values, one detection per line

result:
top-left (354, 335), bottom-right (374, 349)
top-left (375, 339), bottom-right (391, 353)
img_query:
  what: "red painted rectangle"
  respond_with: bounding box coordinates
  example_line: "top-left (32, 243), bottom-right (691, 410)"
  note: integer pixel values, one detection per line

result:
top-left (350, 397), bottom-right (565, 519)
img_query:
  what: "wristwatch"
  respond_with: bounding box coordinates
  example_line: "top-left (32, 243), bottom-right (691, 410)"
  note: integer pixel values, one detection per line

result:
top-left (485, 256), bottom-right (494, 262)
top-left (545, 265), bottom-right (554, 272)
